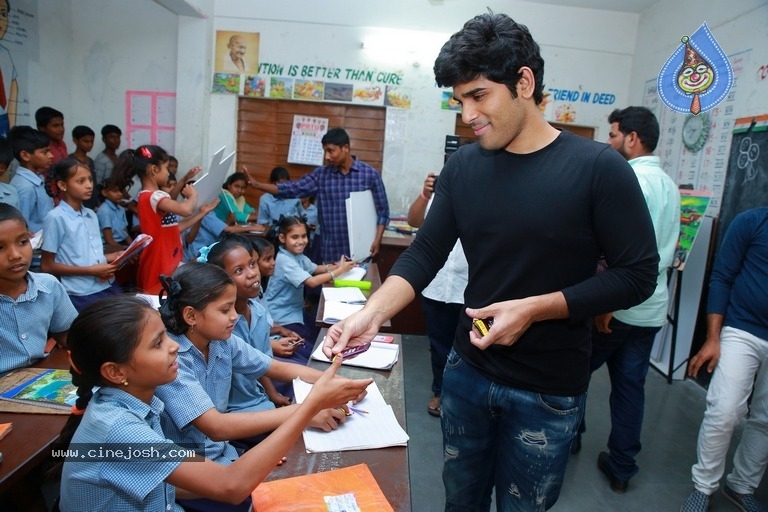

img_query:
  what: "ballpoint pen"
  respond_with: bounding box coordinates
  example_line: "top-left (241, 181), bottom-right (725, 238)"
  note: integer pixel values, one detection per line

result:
top-left (348, 407), bottom-right (369, 414)
top-left (340, 300), bottom-right (367, 305)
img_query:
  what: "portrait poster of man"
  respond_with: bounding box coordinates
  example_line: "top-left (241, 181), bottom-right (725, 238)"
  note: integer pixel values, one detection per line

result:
top-left (214, 31), bottom-right (260, 74)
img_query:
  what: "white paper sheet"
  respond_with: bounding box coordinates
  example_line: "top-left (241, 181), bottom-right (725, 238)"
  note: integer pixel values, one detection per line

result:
top-left (292, 379), bottom-right (409, 452)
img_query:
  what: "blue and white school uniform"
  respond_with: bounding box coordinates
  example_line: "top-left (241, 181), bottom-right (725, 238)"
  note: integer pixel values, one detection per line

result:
top-left (228, 299), bottom-right (275, 413)
top-left (0, 181), bottom-right (19, 208)
top-left (42, 201), bottom-right (116, 301)
top-left (155, 332), bottom-right (272, 463)
top-left (59, 387), bottom-right (185, 512)
top-left (263, 247), bottom-right (316, 326)
top-left (0, 272), bottom-right (77, 374)
top-left (256, 193), bottom-right (301, 226)
top-left (10, 167), bottom-right (54, 233)
top-left (96, 198), bottom-right (130, 244)
top-left (183, 211), bottom-right (227, 262)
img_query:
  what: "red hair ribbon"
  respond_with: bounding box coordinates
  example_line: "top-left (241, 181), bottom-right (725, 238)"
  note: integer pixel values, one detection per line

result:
top-left (71, 404), bottom-right (86, 416)
top-left (140, 146), bottom-right (152, 159)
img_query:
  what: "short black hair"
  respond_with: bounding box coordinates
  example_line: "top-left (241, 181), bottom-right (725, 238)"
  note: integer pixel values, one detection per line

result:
top-left (8, 125), bottom-right (51, 162)
top-left (434, 12), bottom-right (545, 105)
top-left (269, 166), bottom-right (290, 183)
top-left (34, 106), bottom-right (64, 128)
top-left (101, 124), bottom-right (122, 137)
top-left (321, 128), bottom-right (350, 147)
top-left (608, 107), bottom-right (660, 153)
top-left (72, 125), bottom-right (95, 139)
top-left (0, 137), bottom-right (13, 166)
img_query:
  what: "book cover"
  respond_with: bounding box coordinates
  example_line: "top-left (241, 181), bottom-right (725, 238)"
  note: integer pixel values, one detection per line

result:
top-left (0, 368), bottom-right (76, 411)
top-left (113, 233), bottom-right (153, 269)
top-left (0, 422), bottom-right (12, 440)
top-left (252, 463), bottom-right (394, 511)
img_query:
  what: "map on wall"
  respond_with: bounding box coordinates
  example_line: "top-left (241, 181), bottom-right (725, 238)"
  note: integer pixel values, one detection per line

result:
top-left (644, 49), bottom-right (752, 217)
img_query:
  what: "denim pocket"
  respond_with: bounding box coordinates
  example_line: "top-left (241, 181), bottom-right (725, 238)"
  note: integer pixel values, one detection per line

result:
top-left (445, 347), bottom-right (463, 369)
top-left (538, 393), bottom-right (581, 415)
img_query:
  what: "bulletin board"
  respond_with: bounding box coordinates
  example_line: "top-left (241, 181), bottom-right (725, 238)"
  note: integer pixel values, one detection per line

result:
top-left (236, 98), bottom-right (385, 207)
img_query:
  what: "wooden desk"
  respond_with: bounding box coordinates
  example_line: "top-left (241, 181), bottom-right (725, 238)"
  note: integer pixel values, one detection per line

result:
top-left (266, 329), bottom-right (411, 511)
top-left (378, 233), bottom-right (426, 334)
top-left (315, 263), bottom-right (391, 330)
top-left (0, 349), bottom-right (69, 494)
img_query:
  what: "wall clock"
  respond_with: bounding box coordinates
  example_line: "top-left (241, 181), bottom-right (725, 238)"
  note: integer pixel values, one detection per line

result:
top-left (682, 112), bottom-right (709, 153)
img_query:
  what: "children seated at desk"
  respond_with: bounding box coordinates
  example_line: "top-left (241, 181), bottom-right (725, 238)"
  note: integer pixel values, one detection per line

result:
top-left (182, 207), bottom-right (257, 263)
top-left (0, 204), bottom-right (77, 374)
top-left (55, 294), bottom-right (370, 512)
top-left (40, 158), bottom-right (123, 312)
top-left (263, 216), bottom-right (355, 358)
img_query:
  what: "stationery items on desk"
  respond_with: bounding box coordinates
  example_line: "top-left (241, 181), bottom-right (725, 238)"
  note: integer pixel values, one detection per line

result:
top-left (252, 463), bottom-right (394, 512)
top-left (0, 368), bottom-right (76, 414)
top-left (311, 341), bottom-right (399, 371)
top-left (333, 265), bottom-right (367, 281)
top-left (292, 379), bottom-right (409, 452)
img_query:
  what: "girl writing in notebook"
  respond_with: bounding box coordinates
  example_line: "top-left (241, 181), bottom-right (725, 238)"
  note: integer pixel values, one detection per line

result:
top-left (55, 295), bottom-right (370, 512)
top-left (263, 216), bottom-right (355, 359)
top-left (112, 145), bottom-right (204, 294)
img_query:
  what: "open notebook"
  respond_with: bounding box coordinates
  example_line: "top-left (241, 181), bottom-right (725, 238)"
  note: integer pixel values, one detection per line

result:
top-left (292, 379), bottom-right (408, 452)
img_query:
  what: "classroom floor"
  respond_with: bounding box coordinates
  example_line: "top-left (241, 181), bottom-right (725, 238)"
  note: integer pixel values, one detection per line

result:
top-left (401, 334), bottom-right (768, 512)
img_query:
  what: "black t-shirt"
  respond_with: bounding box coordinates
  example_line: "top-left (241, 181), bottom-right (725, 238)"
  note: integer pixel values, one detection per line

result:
top-left (392, 131), bottom-right (658, 395)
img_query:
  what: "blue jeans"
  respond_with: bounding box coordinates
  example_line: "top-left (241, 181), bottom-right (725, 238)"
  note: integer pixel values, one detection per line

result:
top-left (442, 349), bottom-right (585, 512)
top-left (422, 297), bottom-right (461, 397)
top-left (581, 318), bottom-right (660, 481)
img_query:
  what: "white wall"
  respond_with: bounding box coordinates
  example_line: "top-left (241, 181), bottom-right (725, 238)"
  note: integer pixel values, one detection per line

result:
top-left (24, 0), bottom-right (644, 212)
top-left (208, 0), bottom-right (639, 212)
top-left (630, 0), bottom-right (768, 116)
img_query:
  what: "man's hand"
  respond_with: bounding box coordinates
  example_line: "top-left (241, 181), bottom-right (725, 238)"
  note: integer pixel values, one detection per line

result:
top-left (465, 299), bottom-right (536, 350)
top-left (688, 337), bottom-right (721, 377)
top-left (594, 312), bottom-right (614, 334)
top-left (323, 308), bottom-right (381, 358)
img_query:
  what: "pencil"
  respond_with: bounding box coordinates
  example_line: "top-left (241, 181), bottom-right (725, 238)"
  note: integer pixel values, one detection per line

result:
top-left (349, 407), bottom-right (369, 414)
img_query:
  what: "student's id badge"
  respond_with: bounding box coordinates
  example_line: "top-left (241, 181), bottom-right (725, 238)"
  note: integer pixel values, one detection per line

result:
top-left (324, 492), bottom-right (361, 512)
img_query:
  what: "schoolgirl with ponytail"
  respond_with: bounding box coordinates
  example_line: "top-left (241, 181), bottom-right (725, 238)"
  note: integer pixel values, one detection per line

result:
top-left (154, 263), bottom-right (367, 468)
top-left (111, 145), bottom-right (203, 294)
top-left (54, 295), bottom-right (371, 512)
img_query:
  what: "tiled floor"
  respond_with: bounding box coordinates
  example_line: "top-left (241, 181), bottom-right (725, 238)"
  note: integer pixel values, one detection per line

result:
top-left (401, 334), bottom-right (768, 512)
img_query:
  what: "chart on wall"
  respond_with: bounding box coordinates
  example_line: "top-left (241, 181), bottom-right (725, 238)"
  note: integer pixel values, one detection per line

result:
top-left (287, 115), bottom-right (328, 166)
top-left (643, 49), bottom-right (752, 217)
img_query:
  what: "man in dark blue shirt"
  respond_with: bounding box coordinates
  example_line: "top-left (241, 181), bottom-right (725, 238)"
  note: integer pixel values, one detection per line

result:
top-left (683, 208), bottom-right (768, 512)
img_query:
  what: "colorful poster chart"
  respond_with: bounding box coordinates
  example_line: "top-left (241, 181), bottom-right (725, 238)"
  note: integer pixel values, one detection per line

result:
top-left (287, 115), bottom-right (329, 166)
top-left (673, 191), bottom-right (711, 270)
top-left (644, 50), bottom-right (751, 217)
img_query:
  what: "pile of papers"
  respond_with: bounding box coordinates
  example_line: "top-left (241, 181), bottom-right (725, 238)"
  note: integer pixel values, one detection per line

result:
top-left (292, 379), bottom-right (409, 452)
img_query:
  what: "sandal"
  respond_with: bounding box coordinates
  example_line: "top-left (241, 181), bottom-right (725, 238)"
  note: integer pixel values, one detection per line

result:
top-left (427, 396), bottom-right (441, 417)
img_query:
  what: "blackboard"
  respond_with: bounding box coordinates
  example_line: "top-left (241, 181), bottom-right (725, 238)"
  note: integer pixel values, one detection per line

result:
top-left (715, 118), bottom-right (768, 253)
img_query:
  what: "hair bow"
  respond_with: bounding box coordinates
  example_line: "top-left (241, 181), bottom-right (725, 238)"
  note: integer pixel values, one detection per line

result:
top-left (196, 241), bottom-right (220, 263)
top-left (158, 275), bottom-right (183, 317)
top-left (139, 146), bottom-right (152, 159)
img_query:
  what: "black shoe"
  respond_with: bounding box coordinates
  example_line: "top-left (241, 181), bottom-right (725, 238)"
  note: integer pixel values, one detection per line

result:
top-left (570, 434), bottom-right (582, 454)
top-left (597, 451), bottom-right (628, 493)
